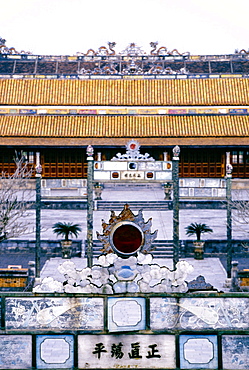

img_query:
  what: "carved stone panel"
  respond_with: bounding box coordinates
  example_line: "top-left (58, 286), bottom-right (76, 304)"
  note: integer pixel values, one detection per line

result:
top-left (0, 335), bottom-right (32, 369)
top-left (150, 297), bottom-right (249, 330)
top-left (222, 335), bottom-right (249, 369)
top-left (5, 297), bottom-right (104, 330)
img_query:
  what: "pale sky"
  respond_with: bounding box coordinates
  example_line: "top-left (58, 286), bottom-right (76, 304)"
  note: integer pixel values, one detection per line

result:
top-left (1, 0), bottom-right (249, 56)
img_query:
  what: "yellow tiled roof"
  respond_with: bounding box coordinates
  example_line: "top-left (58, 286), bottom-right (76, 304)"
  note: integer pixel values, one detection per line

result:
top-left (0, 114), bottom-right (249, 138)
top-left (1, 78), bottom-right (249, 106)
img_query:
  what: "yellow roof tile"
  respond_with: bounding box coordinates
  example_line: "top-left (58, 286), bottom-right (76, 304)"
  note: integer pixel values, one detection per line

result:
top-left (0, 78), bottom-right (249, 106)
top-left (0, 114), bottom-right (249, 139)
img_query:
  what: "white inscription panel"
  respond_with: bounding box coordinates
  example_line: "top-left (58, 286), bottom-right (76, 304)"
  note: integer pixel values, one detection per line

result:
top-left (78, 334), bottom-right (176, 369)
top-left (36, 335), bottom-right (74, 369)
top-left (121, 171), bottom-right (145, 180)
top-left (155, 171), bottom-right (172, 180)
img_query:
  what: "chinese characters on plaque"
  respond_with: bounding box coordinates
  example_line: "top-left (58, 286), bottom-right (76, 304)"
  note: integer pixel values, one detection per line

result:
top-left (78, 334), bottom-right (175, 369)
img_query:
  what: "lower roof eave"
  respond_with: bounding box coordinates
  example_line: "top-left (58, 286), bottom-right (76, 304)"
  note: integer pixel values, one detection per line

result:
top-left (0, 136), bottom-right (249, 147)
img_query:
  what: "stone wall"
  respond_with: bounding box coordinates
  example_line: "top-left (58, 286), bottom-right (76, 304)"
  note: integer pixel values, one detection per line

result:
top-left (1, 238), bottom-right (249, 258)
top-left (1, 292), bottom-right (249, 369)
top-left (0, 239), bottom-right (82, 256)
top-left (182, 239), bottom-right (249, 256)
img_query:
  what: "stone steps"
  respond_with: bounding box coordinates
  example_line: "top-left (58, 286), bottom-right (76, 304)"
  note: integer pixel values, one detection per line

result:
top-left (95, 201), bottom-right (172, 211)
top-left (84, 240), bottom-right (174, 258)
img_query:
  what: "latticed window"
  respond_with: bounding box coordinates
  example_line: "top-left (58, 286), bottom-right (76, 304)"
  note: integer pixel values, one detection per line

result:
top-left (42, 149), bottom-right (86, 178)
top-left (246, 152), bottom-right (249, 163)
top-left (232, 151), bottom-right (244, 164)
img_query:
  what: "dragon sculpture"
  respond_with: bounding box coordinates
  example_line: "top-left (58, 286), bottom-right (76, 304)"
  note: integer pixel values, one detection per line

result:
top-left (150, 41), bottom-right (190, 56)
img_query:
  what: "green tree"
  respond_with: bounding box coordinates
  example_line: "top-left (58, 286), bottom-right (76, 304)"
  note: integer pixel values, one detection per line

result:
top-left (185, 222), bottom-right (213, 241)
top-left (52, 222), bottom-right (82, 241)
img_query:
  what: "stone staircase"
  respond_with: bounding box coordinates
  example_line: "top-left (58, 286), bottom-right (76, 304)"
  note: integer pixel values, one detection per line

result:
top-left (84, 240), bottom-right (175, 259)
top-left (95, 200), bottom-right (172, 211)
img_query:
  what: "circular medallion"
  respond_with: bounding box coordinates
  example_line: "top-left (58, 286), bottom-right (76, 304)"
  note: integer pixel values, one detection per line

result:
top-left (126, 139), bottom-right (139, 153)
top-left (110, 221), bottom-right (144, 256)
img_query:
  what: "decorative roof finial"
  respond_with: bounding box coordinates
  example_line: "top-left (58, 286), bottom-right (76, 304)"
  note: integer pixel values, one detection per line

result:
top-left (173, 145), bottom-right (180, 159)
top-left (86, 145), bottom-right (94, 158)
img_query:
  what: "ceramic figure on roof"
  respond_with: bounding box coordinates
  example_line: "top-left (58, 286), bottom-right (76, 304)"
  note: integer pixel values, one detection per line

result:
top-left (120, 43), bottom-right (146, 56)
top-left (150, 41), bottom-right (190, 57)
top-left (0, 37), bottom-right (31, 54)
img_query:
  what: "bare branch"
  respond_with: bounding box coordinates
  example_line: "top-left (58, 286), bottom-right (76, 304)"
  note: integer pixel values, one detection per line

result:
top-left (232, 190), bottom-right (249, 226)
top-left (0, 153), bottom-right (35, 241)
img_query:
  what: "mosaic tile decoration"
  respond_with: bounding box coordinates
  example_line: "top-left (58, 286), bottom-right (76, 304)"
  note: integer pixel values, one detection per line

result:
top-left (150, 297), bottom-right (249, 330)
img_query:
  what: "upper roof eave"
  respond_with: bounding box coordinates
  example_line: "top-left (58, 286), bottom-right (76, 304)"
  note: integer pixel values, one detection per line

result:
top-left (0, 78), bottom-right (249, 106)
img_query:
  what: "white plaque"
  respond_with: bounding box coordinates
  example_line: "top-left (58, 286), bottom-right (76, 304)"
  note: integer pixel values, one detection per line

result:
top-left (179, 335), bottom-right (218, 369)
top-left (121, 171), bottom-right (145, 180)
top-left (108, 298), bottom-right (146, 332)
top-left (113, 300), bottom-right (141, 326)
top-left (138, 162), bottom-right (162, 170)
top-left (41, 338), bottom-right (70, 364)
top-left (36, 335), bottom-right (74, 369)
top-left (184, 338), bottom-right (214, 364)
top-left (103, 162), bottom-right (127, 170)
top-left (78, 334), bottom-right (176, 369)
top-left (94, 171), bottom-right (111, 180)
top-left (155, 171), bottom-right (172, 180)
